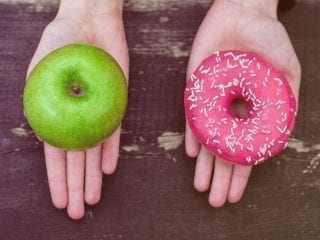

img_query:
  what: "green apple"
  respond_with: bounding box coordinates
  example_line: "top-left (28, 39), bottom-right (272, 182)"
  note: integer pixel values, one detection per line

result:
top-left (23, 44), bottom-right (128, 150)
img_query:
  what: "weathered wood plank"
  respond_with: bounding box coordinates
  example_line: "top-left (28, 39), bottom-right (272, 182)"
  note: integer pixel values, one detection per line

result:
top-left (0, 1), bottom-right (320, 240)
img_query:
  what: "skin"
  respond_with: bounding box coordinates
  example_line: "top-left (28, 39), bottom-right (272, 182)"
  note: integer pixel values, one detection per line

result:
top-left (186, 0), bottom-right (301, 207)
top-left (27, 0), bottom-right (128, 220)
top-left (26, 0), bottom-right (301, 219)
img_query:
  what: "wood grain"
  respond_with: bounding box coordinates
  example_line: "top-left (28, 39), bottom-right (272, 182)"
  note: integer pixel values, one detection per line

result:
top-left (0, 1), bottom-right (319, 239)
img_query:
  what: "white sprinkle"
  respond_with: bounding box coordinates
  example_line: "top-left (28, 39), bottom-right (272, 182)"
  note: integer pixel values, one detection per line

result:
top-left (276, 125), bottom-right (287, 134)
top-left (224, 51), bottom-right (240, 60)
top-left (212, 96), bottom-right (219, 101)
top-left (203, 98), bottom-right (210, 104)
top-left (257, 62), bottom-right (261, 70)
top-left (208, 106), bottom-right (214, 112)
top-left (248, 129), bottom-right (257, 134)
top-left (252, 118), bottom-right (259, 125)
top-left (261, 130), bottom-right (271, 135)
top-left (221, 118), bottom-right (228, 124)
top-left (273, 77), bottom-right (283, 86)
top-left (267, 69), bottom-right (271, 76)
top-left (246, 144), bottom-right (254, 152)
top-left (189, 104), bottom-right (197, 110)
top-left (217, 149), bottom-right (222, 154)
top-left (212, 139), bottom-right (220, 144)
top-left (203, 108), bottom-right (208, 117)
top-left (231, 126), bottom-right (236, 135)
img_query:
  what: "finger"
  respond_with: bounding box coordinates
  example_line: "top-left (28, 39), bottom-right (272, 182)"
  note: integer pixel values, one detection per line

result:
top-left (85, 145), bottom-right (103, 205)
top-left (185, 123), bottom-right (200, 158)
top-left (209, 157), bottom-right (233, 208)
top-left (194, 146), bottom-right (214, 192)
top-left (44, 143), bottom-right (67, 209)
top-left (228, 165), bottom-right (252, 204)
top-left (102, 127), bottom-right (121, 175)
top-left (67, 151), bottom-right (85, 220)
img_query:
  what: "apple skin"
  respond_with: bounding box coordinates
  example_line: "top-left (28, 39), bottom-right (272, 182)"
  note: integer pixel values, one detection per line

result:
top-left (23, 44), bottom-right (128, 150)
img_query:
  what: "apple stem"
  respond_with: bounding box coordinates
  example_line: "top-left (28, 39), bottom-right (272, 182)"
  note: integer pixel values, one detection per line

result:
top-left (70, 83), bottom-right (84, 97)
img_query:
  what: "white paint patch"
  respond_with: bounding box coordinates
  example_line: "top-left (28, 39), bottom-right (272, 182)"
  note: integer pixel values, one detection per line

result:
top-left (287, 138), bottom-right (312, 152)
top-left (287, 137), bottom-right (320, 153)
top-left (10, 127), bottom-right (33, 137)
top-left (122, 144), bottom-right (140, 152)
top-left (159, 16), bottom-right (169, 23)
top-left (302, 153), bottom-right (320, 174)
top-left (157, 132), bottom-right (184, 151)
top-left (287, 138), bottom-right (320, 174)
top-left (166, 153), bottom-right (177, 163)
top-left (171, 44), bottom-right (190, 58)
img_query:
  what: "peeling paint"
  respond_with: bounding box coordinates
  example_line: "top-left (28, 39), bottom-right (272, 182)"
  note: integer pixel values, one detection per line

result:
top-left (157, 132), bottom-right (184, 151)
top-left (159, 16), bottom-right (169, 23)
top-left (122, 144), bottom-right (140, 152)
top-left (171, 44), bottom-right (190, 58)
top-left (287, 137), bottom-right (320, 153)
top-left (166, 153), bottom-right (177, 163)
top-left (10, 127), bottom-right (33, 137)
top-left (302, 153), bottom-right (320, 174)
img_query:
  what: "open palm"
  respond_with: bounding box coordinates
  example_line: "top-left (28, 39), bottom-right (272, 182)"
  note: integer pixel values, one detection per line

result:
top-left (186, 0), bottom-right (301, 207)
top-left (27, 14), bottom-right (129, 219)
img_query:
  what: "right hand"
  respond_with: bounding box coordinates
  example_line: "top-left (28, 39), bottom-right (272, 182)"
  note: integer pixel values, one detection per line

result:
top-left (185, 0), bottom-right (301, 207)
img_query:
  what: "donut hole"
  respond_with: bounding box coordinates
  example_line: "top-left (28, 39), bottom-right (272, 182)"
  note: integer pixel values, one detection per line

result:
top-left (229, 98), bottom-right (251, 119)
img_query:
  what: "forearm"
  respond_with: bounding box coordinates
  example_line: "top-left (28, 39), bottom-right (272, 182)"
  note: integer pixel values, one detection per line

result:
top-left (57, 0), bottom-right (123, 19)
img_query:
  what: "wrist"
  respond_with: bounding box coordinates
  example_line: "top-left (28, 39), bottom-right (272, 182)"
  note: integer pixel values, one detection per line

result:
top-left (57, 0), bottom-right (123, 20)
top-left (214, 0), bottom-right (279, 18)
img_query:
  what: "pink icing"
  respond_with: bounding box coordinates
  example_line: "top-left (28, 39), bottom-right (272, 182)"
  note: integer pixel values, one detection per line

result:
top-left (184, 50), bottom-right (297, 166)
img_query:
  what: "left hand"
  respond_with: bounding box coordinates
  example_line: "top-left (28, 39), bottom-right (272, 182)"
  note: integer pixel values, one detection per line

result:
top-left (27, 1), bottom-right (129, 219)
top-left (185, 0), bottom-right (301, 207)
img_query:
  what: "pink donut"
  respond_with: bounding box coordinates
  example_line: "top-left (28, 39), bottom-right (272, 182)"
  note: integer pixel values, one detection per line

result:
top-left (184, 50), bottom-right (297, 166)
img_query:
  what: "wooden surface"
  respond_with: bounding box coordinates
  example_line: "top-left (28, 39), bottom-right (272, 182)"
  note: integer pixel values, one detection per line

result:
top-left (1, 0), bottom-right (320, 239)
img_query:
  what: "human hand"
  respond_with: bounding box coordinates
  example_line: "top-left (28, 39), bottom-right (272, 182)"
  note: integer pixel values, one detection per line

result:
top-left (26, 0), bottom-right (129, 219)
top-left (185, 0), bottom-right (301, 207)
